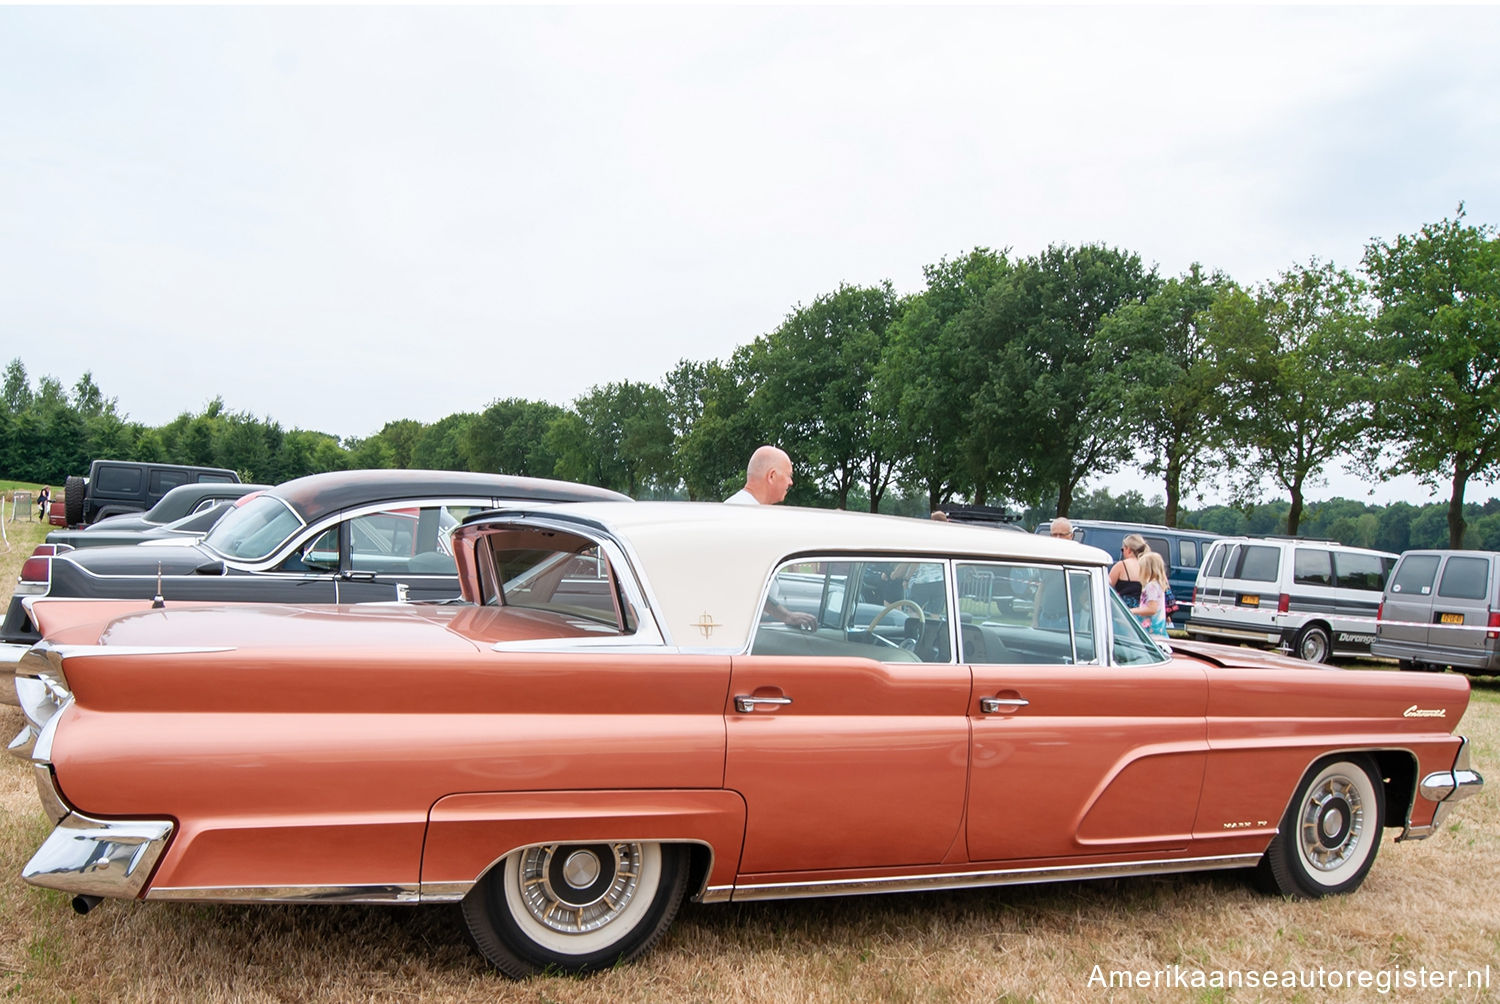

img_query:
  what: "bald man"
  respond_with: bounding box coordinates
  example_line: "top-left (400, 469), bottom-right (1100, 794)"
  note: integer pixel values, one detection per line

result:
top-left (724, 445), bottom-right (795, 505)
top-left (724, 445), bottom-right (816, 629)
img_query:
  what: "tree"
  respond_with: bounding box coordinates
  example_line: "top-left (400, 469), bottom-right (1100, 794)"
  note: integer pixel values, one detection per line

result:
top-left (1363, 206), bottom-right (1500, 546)
top-left (411, 413), bottom-right (475, 471)
top-left (551, 382), bottom-right (674, 496)
top-left (465, 398), bottom-right (565, 478)
top-left (2, 358), bottom-right (31, 414)
top-left (876, 249), bottom-right (1011, 510)
top-left (751, 283), bottom-right (900, 510)
top-left (1103, 264), bottom-right (1235, 525)
top-left (1205, 260), bottom-right (1375, 535)
top-left (965, 244), bottom-right (1160, 515)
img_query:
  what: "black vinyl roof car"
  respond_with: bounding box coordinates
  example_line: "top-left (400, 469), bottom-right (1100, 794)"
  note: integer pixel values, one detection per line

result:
top-left (3, 470), bottom-right (630, 645)
top-left (80, 482), bottom-right (269, 535)
top-left (41, 500), bottom-right (244, 551)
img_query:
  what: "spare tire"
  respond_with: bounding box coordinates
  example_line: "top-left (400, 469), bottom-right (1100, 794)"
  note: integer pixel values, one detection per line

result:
top-left (64, 475), bottom-right (86, 526)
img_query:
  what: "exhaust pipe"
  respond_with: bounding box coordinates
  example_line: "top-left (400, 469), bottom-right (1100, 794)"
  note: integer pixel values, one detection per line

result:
top-left (71, 894), bottom-right (102, 915)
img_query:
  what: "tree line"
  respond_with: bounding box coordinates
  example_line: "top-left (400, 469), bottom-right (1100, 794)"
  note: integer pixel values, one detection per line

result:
top-left (3, 206), bottom-right (1497, 547)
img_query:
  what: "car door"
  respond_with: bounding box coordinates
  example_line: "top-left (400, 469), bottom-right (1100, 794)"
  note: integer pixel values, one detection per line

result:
top-left (724, 558), bottom-right (971, 875)
top-left (1431, 553), bottom-right (1493, 660)
top-left (1380, 552), bottom-right (1440, 650)
top-left (961, 563), bottom-right (1208, 862)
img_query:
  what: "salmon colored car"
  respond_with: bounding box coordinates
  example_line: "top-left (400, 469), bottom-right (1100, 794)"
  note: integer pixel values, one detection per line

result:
top-left (7, 502), bottom-right (1485, 978)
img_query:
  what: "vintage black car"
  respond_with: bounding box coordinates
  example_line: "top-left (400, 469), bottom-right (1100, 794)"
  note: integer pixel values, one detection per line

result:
top-left (2, 469), bottom-right (629, 645)
top-left (77, 482), bottom-right (269, 535)
top-left (41, 500), bottom-right (243, 551)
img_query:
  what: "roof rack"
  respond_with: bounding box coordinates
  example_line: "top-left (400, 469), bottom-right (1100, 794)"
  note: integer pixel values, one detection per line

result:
top-left (935, 503), bottom-right (1019, 526)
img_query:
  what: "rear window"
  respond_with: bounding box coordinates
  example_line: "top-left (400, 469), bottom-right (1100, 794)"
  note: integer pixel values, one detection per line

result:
top-left (1390, 555), bottom-right (1440, 596)
top-left (1334, 551), bottom-right (1390, 592)
top-left (1294, 548), bottom-right (1333, 587)
top-left (1437, 556), bottom-right (1490, 601)
top-left (1233, 545), bottom-right (1280, 583)
top-left (1178, 540), bottom-right (1199, 568)
top-left (1203, 544), bottom-right (1228, 578)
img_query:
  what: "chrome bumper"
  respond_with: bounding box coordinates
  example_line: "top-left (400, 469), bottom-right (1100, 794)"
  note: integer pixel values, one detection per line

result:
top-left (0, 641), bottom-right (26, 707)
top-left (1403, 737), bottom-right (1485, 839)
top-left (23, 811), bottom-right (175, 900)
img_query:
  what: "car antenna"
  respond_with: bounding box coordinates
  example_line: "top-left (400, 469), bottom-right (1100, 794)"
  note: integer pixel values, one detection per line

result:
top-left (152, 563), bottom-right (165, 609)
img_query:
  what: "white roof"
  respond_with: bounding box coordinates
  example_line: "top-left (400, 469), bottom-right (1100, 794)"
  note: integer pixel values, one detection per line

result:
top-left (521, 501), bottom-right (1111, 650)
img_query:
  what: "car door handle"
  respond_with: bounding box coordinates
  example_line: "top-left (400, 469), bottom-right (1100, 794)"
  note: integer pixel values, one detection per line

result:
top-left (980, 697), bottom-right (1029, 713)
top-left (339, 570), bottom-right (377, 581)
top-left (735, 695), bottom-right (792, 713)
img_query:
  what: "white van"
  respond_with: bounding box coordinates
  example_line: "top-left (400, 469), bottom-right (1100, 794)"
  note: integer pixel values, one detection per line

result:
top-left (1186, 537), bottom-right (1396, 662)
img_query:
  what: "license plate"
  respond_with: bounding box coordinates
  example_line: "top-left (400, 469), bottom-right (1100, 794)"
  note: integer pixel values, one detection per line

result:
top-left (1439, 612), bottom-right (1464, 625)
top-left (1238, 594), bottom-right (1260, 608)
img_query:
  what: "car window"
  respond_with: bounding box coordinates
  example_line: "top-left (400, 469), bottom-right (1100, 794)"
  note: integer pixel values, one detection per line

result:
top-left (1179, 539), bottom-right (1199, 568)
top-left (751, 559), bottom-right (951, 664)
top-left (954, 562), bottom-right (1085, 666)
top-left (1437, 556), bottom-right (1490, 601)
top-left (204, 494), bottom-right (304, 561)
top-left (97, 466), bottom-right (141, 494)
top-left (349, 505), bottom-right (477, 575)
top-left (150, 470), bottom-right (188, 494)
top-left (1294, 548), bottom-right (1333, 587)
top-left (484, 529), bottom-right (635, 633)
top-left (1068, 570), bottom-right (1096, 663)
top-left (1389, 554), bottom-right (1440, 596)
top-left (1233, 545), bottom-right (1279, 582)
top-left (1144, 536), bottom-right (1170, 564)
top-left (1109, 590), bottom-right (1170, 665)
top-left (1203, 543), bottom-right (1227, 578)
top-left (1334, 551), bottom-right (1390, 592)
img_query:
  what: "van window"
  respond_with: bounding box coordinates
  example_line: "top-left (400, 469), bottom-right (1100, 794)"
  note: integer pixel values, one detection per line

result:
top-left (1179, 540), bottom-right (1199, 568)
top-left (1144, 536), bottom-right (1170, 563)
top-left (149, 470), bottom-right (189, 494)
top-left (1203, 544), bottom-right (1227, 578)
top-left (1334, 551), bottom-right (1390, 592)
top-left (1294, 548), bottom-right (1333, 587)
top-left (1437, 556), bottom-right (1490, 601)
top-left (1390, 555), bottom-right (1440, 596)
top-left (1233, 545), bottom-right (1280, 582)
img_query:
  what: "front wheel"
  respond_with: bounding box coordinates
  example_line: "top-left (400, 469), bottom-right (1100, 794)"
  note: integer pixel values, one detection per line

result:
top-left (462, 841), bottom-right (689, 978)
top-left (1293, 624), bottom-right (1332, 663)
top-left (1255, 756), bottom-right (1384, 898)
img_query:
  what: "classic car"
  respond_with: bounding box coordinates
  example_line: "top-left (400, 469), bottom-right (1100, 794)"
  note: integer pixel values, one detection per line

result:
top-left (75, 481), bottom-right (269, 535)
top-left (40, 498), bottom-right (249, 551)
top-left (1, 469), bottom-right (630, 645)
top-left (7, 502), bottom-right (1484, 979)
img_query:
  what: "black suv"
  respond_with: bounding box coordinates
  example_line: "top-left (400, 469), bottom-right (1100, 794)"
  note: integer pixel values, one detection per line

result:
top-left (62, 460), bottom-right (240, 527)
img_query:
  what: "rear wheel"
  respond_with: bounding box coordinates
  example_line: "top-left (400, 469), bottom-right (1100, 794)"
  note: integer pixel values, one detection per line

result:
top-left (1255, 756), bottom-right (1383, 897)
top-left (1293, 624), bottom-right (1332, 663)
top-left (462, 841), bottom-right (688, 978)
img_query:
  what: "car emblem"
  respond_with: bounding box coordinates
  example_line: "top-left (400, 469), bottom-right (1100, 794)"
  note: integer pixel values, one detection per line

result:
top-left (694, 612), bottom-right (720, 638)
top-left (1403, 705), bottom-right (1446, 718)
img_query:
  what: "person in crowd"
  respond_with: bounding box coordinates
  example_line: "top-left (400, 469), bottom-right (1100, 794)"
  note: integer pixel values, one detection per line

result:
top-left (1048, 516), bottom-right (1073, 539)
top-left (1132, 551), bottom-right (1171, 638)
top-left (1109, 533), bottom-right (1147, 605)
top-left (724, 445), bottom-right (795, 506)
top-left (724, 446), bottom-right (816, 629)
top-left (36, 486), bottom-right (51, 521)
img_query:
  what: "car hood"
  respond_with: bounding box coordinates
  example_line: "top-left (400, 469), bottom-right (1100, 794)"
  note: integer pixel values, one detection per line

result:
top-left (53, 542), bottom-right (220, 576)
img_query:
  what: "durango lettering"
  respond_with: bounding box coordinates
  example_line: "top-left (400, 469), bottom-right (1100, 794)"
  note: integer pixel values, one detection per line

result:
top-left (1403, 705), bottom-right (1447, 718)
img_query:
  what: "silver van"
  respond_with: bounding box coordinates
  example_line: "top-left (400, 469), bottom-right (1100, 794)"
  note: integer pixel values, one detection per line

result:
top-left (1371, 549), bottom-right (1500, 676)
top-left (1186, 537), bottom-right (1396, 663)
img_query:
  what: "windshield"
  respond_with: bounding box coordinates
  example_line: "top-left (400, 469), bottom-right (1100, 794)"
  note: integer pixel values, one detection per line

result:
top-left (202, 494), bottom-right (304, 561)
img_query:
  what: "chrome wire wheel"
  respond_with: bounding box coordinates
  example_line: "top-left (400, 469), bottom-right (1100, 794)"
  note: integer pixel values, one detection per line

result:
top-left (1295, 769), bottom-right (1369, 882)
top-left (509, 843), bottom-right (655, 945)
top-left (463, 840), bottom-right (688, 978)
top-left (1255, 756), bottom-right (1384, 898)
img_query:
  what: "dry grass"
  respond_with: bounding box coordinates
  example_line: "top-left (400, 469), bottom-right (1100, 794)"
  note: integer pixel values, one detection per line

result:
top-left (1, 514), bottom-right (1496, 1002)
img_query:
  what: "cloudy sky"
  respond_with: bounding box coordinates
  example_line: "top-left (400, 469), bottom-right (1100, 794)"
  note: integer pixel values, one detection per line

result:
top-left (3, 4), bottom-right (1498, 505)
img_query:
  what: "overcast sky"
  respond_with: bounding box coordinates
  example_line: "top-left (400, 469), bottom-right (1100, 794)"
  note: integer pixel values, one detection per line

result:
top-left (3, 4), bottom-right (1498, 507)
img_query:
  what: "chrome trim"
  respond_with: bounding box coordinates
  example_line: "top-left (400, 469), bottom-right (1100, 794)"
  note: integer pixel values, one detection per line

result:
top-left (723, 854), bottom-right (1264, 902)
top-left (700, 884), bottom-right (734, 904)
top-left (33, 763), bottom-right (69, 825)
top-left (735, 695), bottom-right (792, 713)
top-left (1420, 768), bottom-right (1485, 803)
top-left (0, 641), bottom-right (27, 706)
top-left (980, 697), bottom-right (1029, 713)
top-left (147, 884), bottom-right (420, 905)
top-left (418, 881), bottom-right (473, 903)
top-left (23, 811), bottom-right (175, 900)
top-left (8, 722), bottom-right (36, 760)
top-left (34, 643), bottom-right (235, 661)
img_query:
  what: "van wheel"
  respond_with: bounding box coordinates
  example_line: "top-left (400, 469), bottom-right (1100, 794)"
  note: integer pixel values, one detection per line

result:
top-left (461, 841), bottom-right (688, 978)
top-left (1293, 624), bottom-right (1331, 663)
top-left (1254, 755), bottom-right (1383, 897)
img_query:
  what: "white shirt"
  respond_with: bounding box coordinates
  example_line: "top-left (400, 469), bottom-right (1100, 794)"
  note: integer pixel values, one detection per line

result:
top-left (724, 488), bottom-right (758, 505)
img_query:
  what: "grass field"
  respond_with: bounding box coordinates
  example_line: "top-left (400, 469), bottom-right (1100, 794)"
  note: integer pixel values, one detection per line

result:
top-left (0, 510), bottom-right (1495, 1002)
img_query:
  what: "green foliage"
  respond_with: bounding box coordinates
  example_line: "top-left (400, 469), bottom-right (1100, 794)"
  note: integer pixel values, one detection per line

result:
top-left (1364, 204), bottom-right (1500, 546)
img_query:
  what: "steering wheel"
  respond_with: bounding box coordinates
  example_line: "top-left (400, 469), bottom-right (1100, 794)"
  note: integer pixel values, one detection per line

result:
top-left (868, 599), bottom-right (925, 642)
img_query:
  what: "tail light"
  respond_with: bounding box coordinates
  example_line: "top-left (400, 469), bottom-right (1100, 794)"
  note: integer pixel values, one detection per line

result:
top-left (17, 555), bottom-right (52, 594)
top-left (1191, 586), bottom-right (1198, 610)
top-left (1487, 612), bottom-right (1500, 641)
top-left (29, 543), bottom-right (70, 557)
top-left (1376, 601), bottom-right (1384, 626)
top-left (1277, 593), bottom-right (1290, 614)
